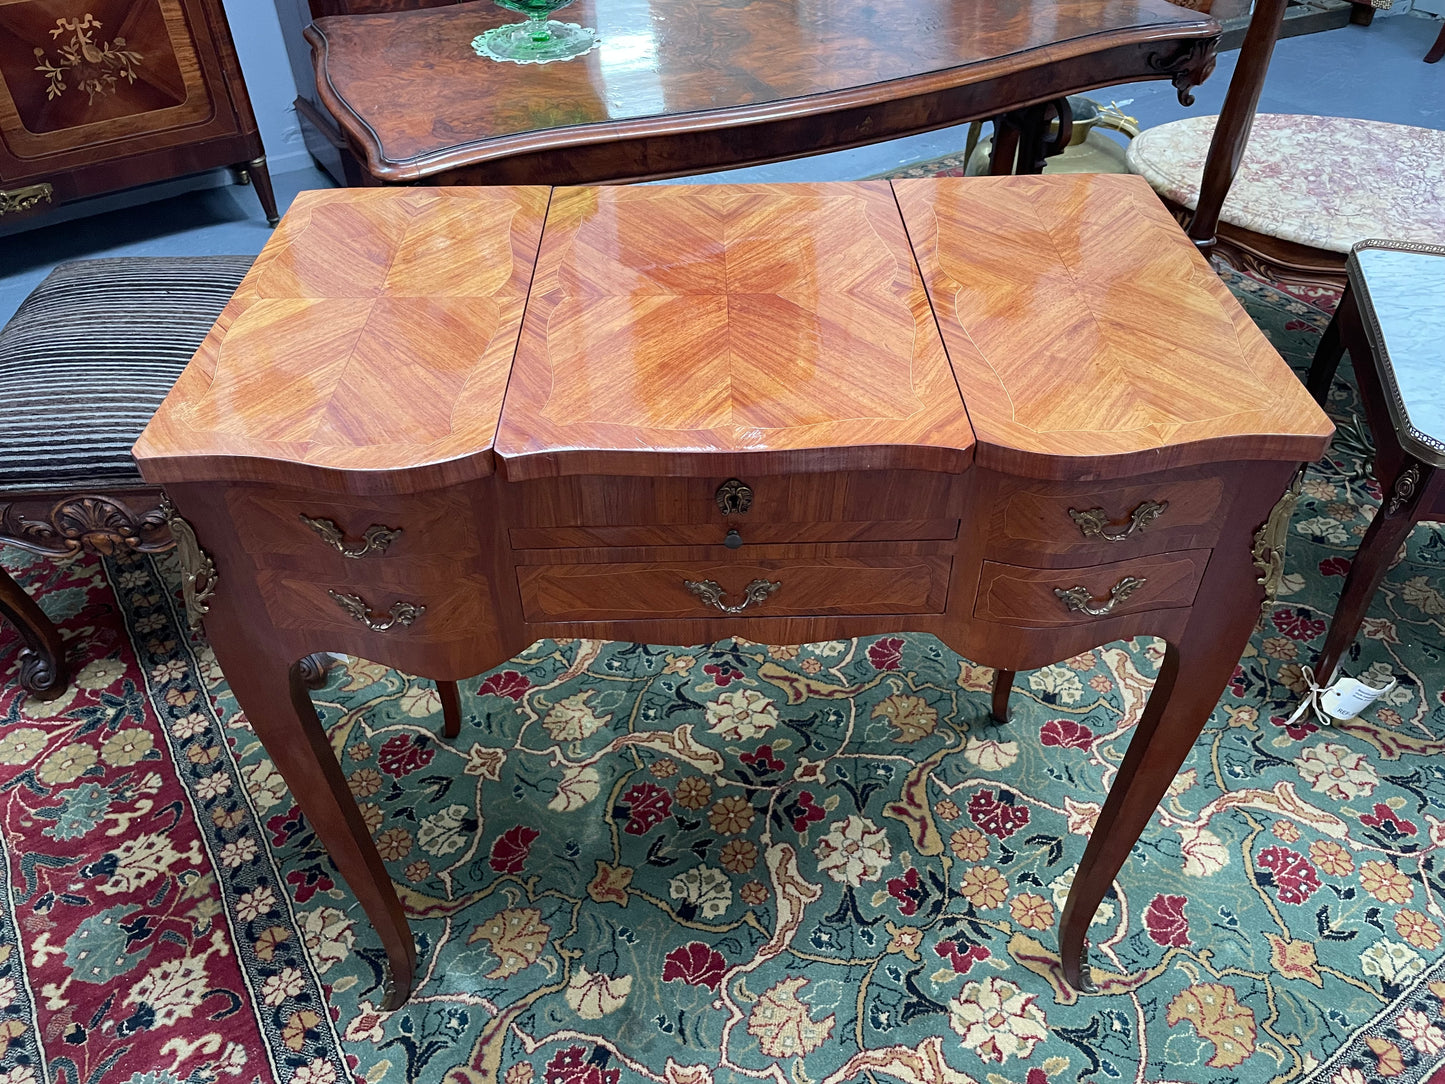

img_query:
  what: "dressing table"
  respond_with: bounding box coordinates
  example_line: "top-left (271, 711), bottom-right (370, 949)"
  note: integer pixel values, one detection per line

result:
top-left (133, 176), bottom-right (1332, 1008)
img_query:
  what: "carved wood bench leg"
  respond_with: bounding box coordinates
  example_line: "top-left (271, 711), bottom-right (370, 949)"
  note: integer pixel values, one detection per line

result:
top-left (297, 652), bottom-right (332, 690)
top-left (439, 679), bottom-right (462, 740)
top-left (990, 669), bottom-right (1015, 724)
top-left (0, 565), bottom-right (68, 699)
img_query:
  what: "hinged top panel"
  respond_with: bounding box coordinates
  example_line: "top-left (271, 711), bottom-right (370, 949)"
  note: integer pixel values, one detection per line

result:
top-left (133, 187), bottom-right (550, 496)
top-left (496, 182), bottom-right (975, 479)
top-left (894, 174), bottom-right (1333, 481)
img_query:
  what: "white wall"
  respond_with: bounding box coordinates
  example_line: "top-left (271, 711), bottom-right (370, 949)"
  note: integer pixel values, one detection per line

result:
top-left (222, 1), bottom-right (308, 175)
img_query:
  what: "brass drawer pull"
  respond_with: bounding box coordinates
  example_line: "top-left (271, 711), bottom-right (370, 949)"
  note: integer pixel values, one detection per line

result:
top-left (1068, 499), bottom-right (1169, 542)
top-left (1054, 576), bottom-right (1145, 617)
top-left (328, 590), bottom-right (425, 631)
top-left (301, 515), bottom-right (401, 558)
top-left (685, 577), bottom-right (779, 614)
top-left (0, 183), bottom-right (53, 216)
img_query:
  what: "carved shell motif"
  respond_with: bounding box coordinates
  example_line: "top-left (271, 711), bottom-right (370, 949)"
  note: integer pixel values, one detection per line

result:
top-left (0, 495), bottom-right (171, 557)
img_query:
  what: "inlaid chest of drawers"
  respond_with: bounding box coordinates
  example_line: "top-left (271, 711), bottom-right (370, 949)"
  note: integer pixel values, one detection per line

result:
top-left (133, 177), bottom-right (1333, 1009)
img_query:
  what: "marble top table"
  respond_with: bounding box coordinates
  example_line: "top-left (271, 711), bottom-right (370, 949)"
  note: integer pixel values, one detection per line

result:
top-left (1127, 116), bottom-right (1445, 255)
top-left (1308, 240), bottom-right (1445, 686)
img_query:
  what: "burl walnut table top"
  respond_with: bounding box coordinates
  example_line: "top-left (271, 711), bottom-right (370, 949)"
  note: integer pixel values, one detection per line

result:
top-left (134, 176), bottom-right (1328, 492)
top-left (306, 0), bottom-right (1218, 184)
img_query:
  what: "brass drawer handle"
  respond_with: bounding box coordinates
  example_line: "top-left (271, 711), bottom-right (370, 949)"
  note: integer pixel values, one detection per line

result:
top-left (685, 577), bottom-right (779, 614)
top-left (1054, 576), bottom-right (1146, 617)
top-left (328, 590), bottom-right (425, 631)
top-left (0, 183), bottom-right (53, 216)
top-left (301, 515), bottom-right (401, 558)
top-left (1068, 499), bottom-right (1169, 542)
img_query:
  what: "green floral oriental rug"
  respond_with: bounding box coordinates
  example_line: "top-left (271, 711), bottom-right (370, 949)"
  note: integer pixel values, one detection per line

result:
top-left (3, 267), bottom-right (1445, 1084)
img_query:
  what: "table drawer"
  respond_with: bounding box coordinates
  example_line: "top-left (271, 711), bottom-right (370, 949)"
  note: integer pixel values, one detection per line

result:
top-left (510, 519), bottom-right (960, 549)
top-left (989, 475), bottom-right (1225, 558)
top-left (228, 488), bottom-right (481, 564)
top-left (973, 549), bottom-right (1210, 627)
top-left (517, 555), bottom-right (952, 621)
top-left (509, 470), bottom-right (959, 529)
top-left (257, 564), bottom-right (494, 642)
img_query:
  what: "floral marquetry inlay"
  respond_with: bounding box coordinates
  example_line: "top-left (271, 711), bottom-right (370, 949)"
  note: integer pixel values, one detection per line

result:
top-left (33, 15), bottom-right (143, 104)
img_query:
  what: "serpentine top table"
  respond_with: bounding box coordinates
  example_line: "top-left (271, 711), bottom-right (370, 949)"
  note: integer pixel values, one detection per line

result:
top-left (133, 176), bottom-right (1332, 1009)
top-left (304, 0), bottom-right (1220, 186)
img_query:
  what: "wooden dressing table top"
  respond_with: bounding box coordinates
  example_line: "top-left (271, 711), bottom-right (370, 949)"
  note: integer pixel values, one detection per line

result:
top-left (135, 175), bottom-right (1330, 489)
top-left (135, 187), bottom-right (550, 495)
top-left (894, 177), bottom-right (1325, 479)
top-left (499, 182), bottom-right (974, 479)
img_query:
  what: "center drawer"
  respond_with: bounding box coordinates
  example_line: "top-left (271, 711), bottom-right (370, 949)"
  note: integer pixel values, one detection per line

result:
top-left (517, 554), bottom-right (952, 621)
top-left (507, 470), bottom-right (960, 529)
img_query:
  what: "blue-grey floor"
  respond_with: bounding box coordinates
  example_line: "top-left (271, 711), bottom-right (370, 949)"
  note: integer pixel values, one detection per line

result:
top-left (0, 12), bottom-right (1441, 326)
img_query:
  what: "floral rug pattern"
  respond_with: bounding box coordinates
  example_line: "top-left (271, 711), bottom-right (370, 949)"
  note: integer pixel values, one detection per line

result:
top-left (3, 269), bottom-right (1445, 1084)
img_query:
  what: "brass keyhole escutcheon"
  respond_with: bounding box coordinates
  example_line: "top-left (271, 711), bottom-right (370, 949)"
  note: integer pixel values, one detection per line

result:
top-left (715, 479), bottom-right (753, 516)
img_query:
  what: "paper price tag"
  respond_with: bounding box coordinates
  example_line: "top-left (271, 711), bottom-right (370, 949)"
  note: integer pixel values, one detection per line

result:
top-left (1319, 676), bottom-right (1397, 722)
top-left (1286, 667), bottom-right (1399, 727)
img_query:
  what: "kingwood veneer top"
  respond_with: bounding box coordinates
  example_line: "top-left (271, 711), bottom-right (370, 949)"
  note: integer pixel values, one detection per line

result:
top-left (133, 176), bottom-right (1332, 495)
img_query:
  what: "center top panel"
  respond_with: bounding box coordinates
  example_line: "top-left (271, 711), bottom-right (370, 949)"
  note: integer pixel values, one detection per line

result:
top-left (496, 182), bottom-right (975, 480)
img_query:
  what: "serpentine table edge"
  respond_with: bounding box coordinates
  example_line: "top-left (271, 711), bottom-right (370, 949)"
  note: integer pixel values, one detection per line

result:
top-left (303, 0), bottom-right (1221, 185)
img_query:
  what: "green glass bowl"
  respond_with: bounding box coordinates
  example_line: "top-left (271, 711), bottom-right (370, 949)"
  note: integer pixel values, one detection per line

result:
top-left (473, 0), bottom-right (597, 64)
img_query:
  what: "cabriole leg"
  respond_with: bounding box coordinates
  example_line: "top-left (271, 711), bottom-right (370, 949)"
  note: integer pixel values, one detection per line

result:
top-left (0, 564), bottom-right (67, 699)
top-left (211, 636), bottom-right (417, 1008)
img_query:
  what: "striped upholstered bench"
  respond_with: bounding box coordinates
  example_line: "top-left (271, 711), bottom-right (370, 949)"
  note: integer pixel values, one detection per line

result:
top-left (0, 256), bottom-right (252, 699)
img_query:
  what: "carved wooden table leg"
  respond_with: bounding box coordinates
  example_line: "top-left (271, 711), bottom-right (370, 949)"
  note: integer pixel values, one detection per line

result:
top-left (0, 567), bottom-right (67, 698)
top-left (1306, 289), bottom-right (1352, 405)
top-left (1059, 470), bottom-right (1296, 991)
top-left (438, 679), bottom-right (462, 740)
top-left (990, 669), bottom-right (1015, 724)
top-left (207, 628), bottom-right (417, 1008)
top-left (987, 98), bottom-right (1072, 176)
top-left (1313, 460), bottom-right (1437, 686)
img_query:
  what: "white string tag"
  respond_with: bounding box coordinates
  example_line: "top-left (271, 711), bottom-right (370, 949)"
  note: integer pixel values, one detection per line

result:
top-left (1286, 666), bottom-right (1398, 728)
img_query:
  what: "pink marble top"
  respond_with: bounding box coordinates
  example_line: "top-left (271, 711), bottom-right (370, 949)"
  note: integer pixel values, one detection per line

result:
top-left (1126, 114), bottom-right (1445, 253)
